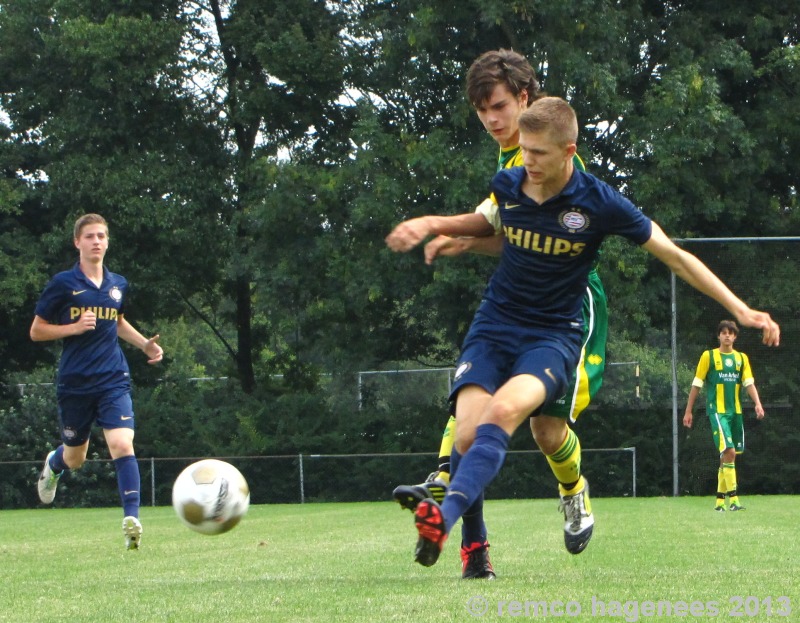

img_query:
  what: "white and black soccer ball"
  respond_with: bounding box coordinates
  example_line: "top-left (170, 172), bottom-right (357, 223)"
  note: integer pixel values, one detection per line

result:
top-left (172, 459), bottom-right (250, 535)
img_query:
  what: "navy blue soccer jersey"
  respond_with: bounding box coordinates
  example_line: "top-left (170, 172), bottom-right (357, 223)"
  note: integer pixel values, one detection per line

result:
top-left (34, 263), bottom-right (131, 393)
top-left (485, 167), bottom-right (652, 328)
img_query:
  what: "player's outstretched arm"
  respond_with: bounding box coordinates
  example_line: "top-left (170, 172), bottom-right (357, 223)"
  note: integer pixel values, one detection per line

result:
top-left (424, 233), bottom-right (504, 265)
top-left (118, 316), bottom-right (163, 364)
top-left (385, 213), bottom-right (494, 253)
top-left (642, 223), bottom-right (780, 346)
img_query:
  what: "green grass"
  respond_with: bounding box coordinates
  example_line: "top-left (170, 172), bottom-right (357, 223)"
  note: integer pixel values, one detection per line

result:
top-left (1, 497), bottom-right (798, 622)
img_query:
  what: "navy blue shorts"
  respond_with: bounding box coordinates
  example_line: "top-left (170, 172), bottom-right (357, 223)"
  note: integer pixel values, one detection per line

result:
top-left (451, 313), bottom-right (582, 411)
top-left (56, 388), bottom-right (134, 446)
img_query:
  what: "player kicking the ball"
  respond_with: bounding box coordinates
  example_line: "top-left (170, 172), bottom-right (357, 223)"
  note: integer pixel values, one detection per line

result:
top-left (31, 213), bottom-right (163, 550)
top-left (389, 50), bottom-right (606, 575)
top-left (386, 97), bottom-right (779, 570)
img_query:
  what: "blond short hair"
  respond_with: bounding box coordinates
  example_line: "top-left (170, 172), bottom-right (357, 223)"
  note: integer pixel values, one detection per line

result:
top-left (518, 96), bottom-right (578, 146)
top-left (73, 213), bottom-right (108, 240)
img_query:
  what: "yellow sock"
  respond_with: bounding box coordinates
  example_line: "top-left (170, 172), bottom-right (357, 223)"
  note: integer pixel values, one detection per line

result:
top-left (722, 462), bottom-right (737, 500)
top-left (438, 416), bottom-right (456, 460)
top-left (436, 416), bottom-right (456, 484)
top-left (560, 476), bottom-right (585, 497)
top-left (716, 468), bottom-right (727, 505)
top-left (546, 427), bottom-right (582, 495)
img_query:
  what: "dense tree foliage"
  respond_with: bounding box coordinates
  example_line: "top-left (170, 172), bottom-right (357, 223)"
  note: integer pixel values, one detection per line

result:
top-left (1, 0), bottom-right (798, 503)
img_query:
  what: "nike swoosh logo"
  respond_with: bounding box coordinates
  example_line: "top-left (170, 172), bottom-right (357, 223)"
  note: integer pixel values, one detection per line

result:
top-left (120, 416), bottom-right (133, 421)
top-left (72, 290), bottom-right (87, 295)
top-left (123, 490), bottom-right (139, 495)
top-left (505, 203), bottom-right (521, 209)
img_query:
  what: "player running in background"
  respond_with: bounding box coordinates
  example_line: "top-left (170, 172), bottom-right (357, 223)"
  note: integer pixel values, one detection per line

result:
top-left (387, 96), bottom-right (779, 570)
top-left (683, 320), bottom-right (765, 511)
top-left (31, 213), bottom-right (163, 550)
top-left (388, 49), bottom-right (607, 575)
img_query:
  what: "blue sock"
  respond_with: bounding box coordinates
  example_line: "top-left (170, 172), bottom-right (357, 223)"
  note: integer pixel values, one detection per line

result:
top-left (450, 447), bottom-right (461, 479)
top-left (113, 455), bottom-right (140, 518)
top-left (441, 423), bottom-right (510, 534)
top-left (49, 445), bottom-right (69, 473)
top-left (452, 448), bottom-right (488, 546)
top-left (462, 492), bottom-right (487, 546)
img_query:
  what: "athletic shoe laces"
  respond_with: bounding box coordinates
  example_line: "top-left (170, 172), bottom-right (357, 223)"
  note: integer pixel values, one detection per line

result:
top-left (558, 493), bottom-right (585, 532)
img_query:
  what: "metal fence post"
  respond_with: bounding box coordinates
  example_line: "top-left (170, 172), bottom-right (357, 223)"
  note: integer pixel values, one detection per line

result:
top-left (299, 453), bottom-right (305, 504)
top-left (671, 271), bottom-right (679, 497)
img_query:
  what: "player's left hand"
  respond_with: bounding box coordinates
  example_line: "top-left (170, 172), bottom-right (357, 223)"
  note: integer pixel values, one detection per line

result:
top-left (143, 334), bottom-right (163, 364)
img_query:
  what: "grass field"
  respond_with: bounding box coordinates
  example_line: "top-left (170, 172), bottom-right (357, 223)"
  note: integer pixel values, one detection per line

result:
top-left (1, 496), bottom-right (797, 622)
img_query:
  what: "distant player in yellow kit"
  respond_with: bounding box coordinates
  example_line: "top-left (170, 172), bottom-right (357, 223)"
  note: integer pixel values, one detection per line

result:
top-left (683, 320), bottom-right (765, 511)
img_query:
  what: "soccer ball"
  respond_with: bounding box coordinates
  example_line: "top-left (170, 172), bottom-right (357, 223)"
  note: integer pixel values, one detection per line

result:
top-left (172, 459), bottom-right (250, 535)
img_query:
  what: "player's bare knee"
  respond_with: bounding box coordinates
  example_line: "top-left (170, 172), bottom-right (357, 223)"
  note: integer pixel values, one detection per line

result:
top-left (530, 416), bottom-right (567, 454)
top-left (485, 398), bottom-right (526, 431)
top-left (107, 441), bottom-right (135, 458)
top-left (104, 427), bottom-right (135, 458)
top-left (721, 448), bottom-right (736, 462)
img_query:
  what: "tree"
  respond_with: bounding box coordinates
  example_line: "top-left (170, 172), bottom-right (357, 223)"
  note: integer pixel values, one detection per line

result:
top-left (185, 0), bottom-right (352, 392)
top-left (0, 0), bottom-right (352, 393)
top-left (1, 0), bottom-right (798, 500)
top-left (0, 0), bottom-right (230, 386)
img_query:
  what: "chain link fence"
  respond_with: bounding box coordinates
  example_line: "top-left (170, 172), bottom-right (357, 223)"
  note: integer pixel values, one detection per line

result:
top-left (2, 238), bottom-right (798, 509)
top-left (0, 447), bottom-right (637, 509)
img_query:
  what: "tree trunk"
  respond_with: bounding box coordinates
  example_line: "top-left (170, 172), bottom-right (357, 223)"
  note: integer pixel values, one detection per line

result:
top-left (236, 274), bottom-right (255, 394)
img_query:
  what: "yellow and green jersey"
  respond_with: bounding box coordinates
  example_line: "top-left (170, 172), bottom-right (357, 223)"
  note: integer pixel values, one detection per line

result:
top-left (497, 144), bottom-right (586, 173)
top-left (692, 348), bottom-right (754, 416)
top-left (497, 144), bottom-right (523, 171)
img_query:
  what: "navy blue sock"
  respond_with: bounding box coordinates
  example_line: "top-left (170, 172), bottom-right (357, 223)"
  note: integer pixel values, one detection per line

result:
top-left (113, 455), bottom-right (140, 518)
top-left (49, 445), bottom-right (68, 473)
top-left (462, 492), bottom-right (487, 546)
top-left (442, 423), bottom-right (510, 533)
top-left (452, 448), bottom-right (488, 546)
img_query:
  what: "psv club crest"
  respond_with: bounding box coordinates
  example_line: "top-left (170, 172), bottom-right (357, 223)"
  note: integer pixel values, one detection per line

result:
top-left (559, 208), bottom-right (589, 233)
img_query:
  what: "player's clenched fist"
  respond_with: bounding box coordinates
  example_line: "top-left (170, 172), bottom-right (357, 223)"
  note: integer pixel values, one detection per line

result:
top-left (74, 310), bottom-right (97, 334)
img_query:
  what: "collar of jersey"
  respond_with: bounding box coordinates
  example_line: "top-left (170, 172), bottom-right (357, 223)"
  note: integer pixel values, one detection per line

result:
top-left (502, 166), bottom-right (582, 206)
top-left (72, 262), bottom-right (110, 288)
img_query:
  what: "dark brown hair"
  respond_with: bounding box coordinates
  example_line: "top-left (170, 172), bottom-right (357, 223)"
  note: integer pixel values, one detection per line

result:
top-left (717, 320), bottom-right (739, 336)
top-left (466, 49), bottom-right (540, 108)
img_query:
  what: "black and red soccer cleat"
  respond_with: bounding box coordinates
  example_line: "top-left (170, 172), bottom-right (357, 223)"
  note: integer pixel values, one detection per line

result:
top-left (460, 541), bottom-right (496, 579)
top-left (414, 499), bottom-right (448, 567)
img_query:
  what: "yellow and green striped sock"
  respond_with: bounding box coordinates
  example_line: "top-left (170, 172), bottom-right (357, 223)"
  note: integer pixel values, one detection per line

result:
top-left (546, 427), bottom-right (583, 494)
